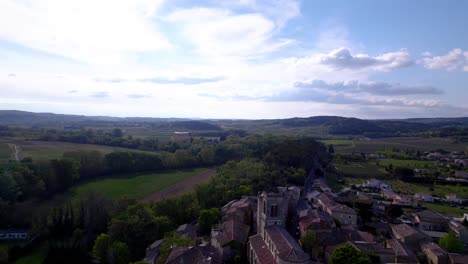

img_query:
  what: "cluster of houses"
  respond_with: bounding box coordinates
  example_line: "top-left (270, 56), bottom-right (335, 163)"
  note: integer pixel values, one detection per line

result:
top-left (141, 171), bottom-right (468, 264)
top-left (361, 178), bottom-right (468, 207)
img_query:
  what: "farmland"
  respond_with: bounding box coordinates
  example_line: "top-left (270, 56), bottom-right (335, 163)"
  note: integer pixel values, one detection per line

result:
top-left (66, 167), bottom-right (215, 201)
top-left (0, 140), bottom-right (155, 162)
top-left (333, 137), bottom-right (468, 154)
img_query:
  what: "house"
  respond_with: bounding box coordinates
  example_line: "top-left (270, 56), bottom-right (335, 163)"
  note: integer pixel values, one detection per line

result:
top-left (414, 210), bottom-right (447, 232)
top-left (382, 189), bottom-right (398, 200)
top-left (176, 223), bottom-right (197, 241)
top-left (385, 239), bottom-right (419, 264)
top-left (211, 219), bottom-right (250, 262)
top-left (449, 253), bottom-right (468, 264)
top-left (394, 194), bottom-right (417, 207)
top-left (144, 239), bottom-right (165, 264)
top-left (454, 171), bottom-right (468, 179)
top-left (364, 178), bottom-right (391, 190)
top-left (165, 245), bottom-right (221, 264)
top-left (414, 192), bottom-right (435, 203)
top-left (0, 229), bottom-right (29, 240)
top-left (421, 242), bottom-right (449, 264)
top-left (446, 194), bottom-right (467, 205)
top-left (315, 193), bottom-right (357, 227)
top-left (298, 209), bottom-right (336, 237)
top-left (222, 196), bottom-right (257, 226)
top-left (448, 221), bottom-right (468, 243)
top-left (306, 191), bottom-right (321, 203)
top-left (391, 224), bottom-right (425, 249)
top-left (172, 131), bottom-right (192, 142)
top-left (248, 188), bottom-right (311, 264)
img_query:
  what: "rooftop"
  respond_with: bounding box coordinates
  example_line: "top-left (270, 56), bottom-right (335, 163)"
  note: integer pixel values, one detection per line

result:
top-left (249, 234), bottom-right (276, 264)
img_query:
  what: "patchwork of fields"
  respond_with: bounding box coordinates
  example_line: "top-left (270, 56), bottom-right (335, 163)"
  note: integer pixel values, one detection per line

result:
top-left (0, 140), bottom-right (156, 162)
top-left (322, 137), bottom-right (468, 154)
top-left (67, 168), bottom-right (215, 201)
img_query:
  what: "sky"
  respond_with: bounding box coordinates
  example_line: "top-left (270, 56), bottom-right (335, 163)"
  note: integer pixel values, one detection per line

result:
top-left (0, 0), bottom-right (467, 119)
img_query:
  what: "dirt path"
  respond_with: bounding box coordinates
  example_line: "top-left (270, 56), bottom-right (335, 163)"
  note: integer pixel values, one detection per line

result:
top-left (143, 168), bottom-right (216, 203)
top-left (7, 143), bottom-right (20, 161)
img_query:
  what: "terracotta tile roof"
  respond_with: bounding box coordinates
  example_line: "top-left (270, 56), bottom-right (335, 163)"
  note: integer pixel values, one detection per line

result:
top-left (449, 253), bottom-right (468, 264)
top-left (248, 234), bottom-right (276, 264)
top-left (391, 224), bottom-right (418, 238)
top-left (215, 219), bottom-right (250, 246)
top-left (415, 210), bottom-right (446, 223)
top-left (265, 226), bottom-right (310, 263)
top-left (421, 242), bottom-right (447, 257)
top-left (165, 246), bottom-right (221, 264)
top-left (386, 239), bottom-right (417, 260)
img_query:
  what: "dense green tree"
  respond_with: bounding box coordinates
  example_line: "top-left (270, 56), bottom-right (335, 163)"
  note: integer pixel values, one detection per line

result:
top-left (301, 230), bottom-right (320, 259)
top-left (0, 247), bottom-right (8, 264)
top-left (439, 231), bottom-right (464, 253)
top-left (0, 172), bottom-right (19, 202)
top-left (50, 158), bottom-right (80, 190)
top-left (63, 150), bottom-right (105, 179)
top-left (93, 233), bottom-right (112, 262)
top-left (198, 208), bottom-right (220, 235)
top-left (107, 241), bottom-right (130, 264)
top-left (109, 203), bottom-right (170, 260)
top-left (330, 244), bottom-right (371, 264)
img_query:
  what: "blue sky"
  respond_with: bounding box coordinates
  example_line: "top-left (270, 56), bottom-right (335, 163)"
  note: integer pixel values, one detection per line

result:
top-left (0, 0), bottom-right (467, 119)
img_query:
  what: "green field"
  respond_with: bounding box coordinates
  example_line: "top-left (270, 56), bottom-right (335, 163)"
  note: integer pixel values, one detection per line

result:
top-left (337, 137), bottom-right (468, 154)
top-left (335, 162), bottom-right (388, 179)
top-left (422, 203), bottom-right (467, 216)
top-left (67, 168), bottom-right (210, 200)
top-left (0, 140), bottom-right (156, 161)
top-left (377, 158), bottom-right (435, 168)
top-left (14, 244), bottom-right (48, 264)
top-left (0, 143), bottom-right (11, 161)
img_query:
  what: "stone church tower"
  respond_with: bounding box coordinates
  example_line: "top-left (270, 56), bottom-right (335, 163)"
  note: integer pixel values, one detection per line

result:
top-left (257, 190), bottom-right (290, 238)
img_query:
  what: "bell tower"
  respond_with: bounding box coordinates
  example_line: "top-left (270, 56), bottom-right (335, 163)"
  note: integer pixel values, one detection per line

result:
top-left (257, 191), bottom-right (289, 238)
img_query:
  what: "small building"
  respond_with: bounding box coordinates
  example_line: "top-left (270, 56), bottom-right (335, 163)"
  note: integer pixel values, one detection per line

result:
top-left (394, 194), bottom-right (417, 207)
top-left (315, 193), bottom-right (357, 227)
top-left (385, 239), bottom-right (419, 264)
top-left (172, 131), bottom-right (192, 142)
top-left (414, 210), bottom-right (447, 232)
top-left (211, 219), bottom-right (250, 262)
top-left (449, 253), bottom-right (468, 264)
top-left (421, 242), bottom-right (449, 264)
top-left (176, 223), bottom-right (197, 241)
top-left (448, 221), bottom-right (468, 243)
top-left (144, 239), bottom-right (165, 264)
top-left (165, 245), bottom-right (221, 264)
top-left (298, 209), bottom-right (336, 237)
top-left (446, 194), bottom-right (467, 205)
top-left (414, 193), bottom-right (435, 203)
top-left (391, 224), bottom-right (425, 249)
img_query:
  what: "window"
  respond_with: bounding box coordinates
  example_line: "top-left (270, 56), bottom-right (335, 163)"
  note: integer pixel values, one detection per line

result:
top-left (271, 205), bottom-right (278, 217)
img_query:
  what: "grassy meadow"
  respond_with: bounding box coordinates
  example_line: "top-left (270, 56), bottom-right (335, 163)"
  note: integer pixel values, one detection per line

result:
top-left (66, 168), bottom-right (211, 200)
top-left (334, 137), bottom-right (468, 154)
top-left (0, 140), bottom-right (156, 162)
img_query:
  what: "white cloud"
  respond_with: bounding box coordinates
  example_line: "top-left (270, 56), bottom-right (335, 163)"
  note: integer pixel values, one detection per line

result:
top-left (165, 7), bottom-right (295, 57)
top-left (319, 48), bottom-right (413, 71)
top-left (420, 48), bottom-right (468, 71)
top-left (0, 0), bottom-right (171, 65)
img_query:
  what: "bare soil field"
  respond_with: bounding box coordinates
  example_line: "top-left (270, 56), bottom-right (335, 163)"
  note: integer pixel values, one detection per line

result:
top-left (143, 168), bottom-right (216, 202)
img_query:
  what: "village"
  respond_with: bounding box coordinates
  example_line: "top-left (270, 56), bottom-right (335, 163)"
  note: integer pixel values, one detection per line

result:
top-left (141, 157), bottom-right (468, 264)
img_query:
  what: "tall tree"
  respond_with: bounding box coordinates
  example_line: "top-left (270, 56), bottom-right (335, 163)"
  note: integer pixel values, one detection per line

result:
top-left (439, 231), bottom-right (464, 253)
top-left (330, 244), bottom-right (371, 264)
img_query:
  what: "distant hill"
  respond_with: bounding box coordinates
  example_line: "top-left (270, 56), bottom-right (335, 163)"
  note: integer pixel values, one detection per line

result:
top-left (0, 110), bottom-right (467, 137)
